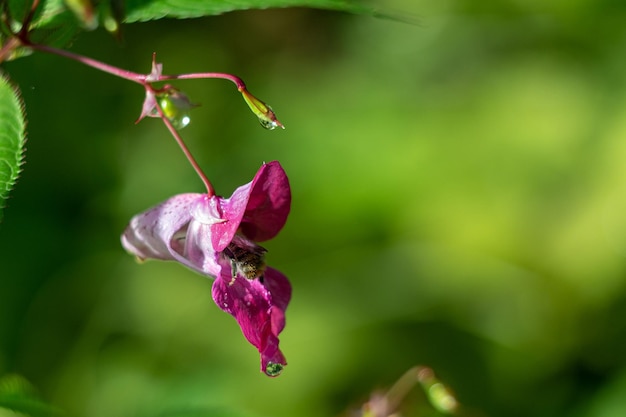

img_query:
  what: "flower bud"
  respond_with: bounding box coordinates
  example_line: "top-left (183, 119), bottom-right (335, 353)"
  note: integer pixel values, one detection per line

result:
top-left (417, 367), bottom-right (458, 414)
top-left (240, 89), bottom-right (284, 130)
top-left (64, 0), bottom-right (98, 30)
top-left (101, 0), bottom-right (125, 38)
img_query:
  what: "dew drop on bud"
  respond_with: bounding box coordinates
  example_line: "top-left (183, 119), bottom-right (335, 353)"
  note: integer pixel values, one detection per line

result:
top-left (265, 362), bottom-right (284, 377)
top-left (163, 109), bottom-right (191, 129)
top-left (155, 88), bottom-right (196, 130)
top-left (258, 117), bottom-right (280, 130)
top-left (240, 90), bottom-right (284, 130)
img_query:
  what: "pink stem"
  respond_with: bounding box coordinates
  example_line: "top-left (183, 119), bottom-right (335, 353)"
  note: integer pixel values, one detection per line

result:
top-left (27, 43), bottom-right (146, 84)
top-left (26, 43), bottom-right (248, 93)
top-left (152, 90), bottom-right (215, 196)
top-left (161, 72), bottom-right (247, 91)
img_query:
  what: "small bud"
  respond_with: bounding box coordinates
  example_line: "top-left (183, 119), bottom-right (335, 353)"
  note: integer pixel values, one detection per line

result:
top-left (135, 55), bottom-right (164, 124)
top-left (64, 0), bottom-right (98, 30)
top-left (146, 54), bottom-right (163, 82)
top-left (353, 366), bottom-right (460, 417)
top-left (417, 367), bottom-right (459, 414)
top-left (240, 89), bottom-right (284, 130)
top-left (101, 0), bottom-right (125, 39)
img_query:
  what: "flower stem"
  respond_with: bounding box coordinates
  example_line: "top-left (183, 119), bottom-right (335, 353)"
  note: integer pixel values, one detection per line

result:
top-left (23, 41), bottom-right (257, 102)
top-left (161, 72), bottom-right (247, 91)
top-left (153, 93), bottom-right (215, 196)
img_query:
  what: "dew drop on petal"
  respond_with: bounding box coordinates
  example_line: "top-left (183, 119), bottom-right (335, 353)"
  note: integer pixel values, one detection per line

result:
top-left (265, 362), bottom-right (283, 377)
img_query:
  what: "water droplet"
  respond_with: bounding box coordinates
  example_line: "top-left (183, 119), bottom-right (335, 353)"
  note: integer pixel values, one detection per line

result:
top-left (240, 90), bottom-right (284, 130)
top-left (258, 117), bottom-right (279, 130)
top-left (154, 88), bottom-right (196, 130)
top-left (158, 96), bottom-right (192, 129)
top-left (177, 115), bottom-right (191, 128)
top-left (265, 362), bottom-right (283, 377)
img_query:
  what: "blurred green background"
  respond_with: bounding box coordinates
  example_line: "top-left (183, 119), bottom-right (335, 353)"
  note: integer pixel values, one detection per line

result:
top-left (3, 1), bottom-right (626, 416)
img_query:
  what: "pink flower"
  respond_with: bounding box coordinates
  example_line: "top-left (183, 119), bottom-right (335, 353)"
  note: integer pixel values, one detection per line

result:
top-left (121, 161), bottom-right (292, 376)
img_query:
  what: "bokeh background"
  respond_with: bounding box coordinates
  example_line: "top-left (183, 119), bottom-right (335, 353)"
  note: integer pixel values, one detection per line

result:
top-left (3, 1), bottom-right (626, 416)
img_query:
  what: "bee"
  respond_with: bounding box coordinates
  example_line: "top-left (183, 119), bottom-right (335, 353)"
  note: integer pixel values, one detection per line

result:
top-left (223, 234), bottom-right (267, 284)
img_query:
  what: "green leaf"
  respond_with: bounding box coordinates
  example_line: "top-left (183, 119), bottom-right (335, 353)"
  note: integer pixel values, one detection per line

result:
top-left (124, 0), bottom-right (383, 22)
top-left (0, 74), bottom-right (26, 223)
top-left (0, 0), bottom-right (82, 61)
top-left (3, 0), bottom-right (384, 59)
top-left (0, 374), bottom-right (65, 417)
top-left (28, 0), bottom-right (82, 48)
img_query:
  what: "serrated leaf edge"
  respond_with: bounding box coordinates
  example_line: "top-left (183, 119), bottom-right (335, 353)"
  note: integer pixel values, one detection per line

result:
top-left (0, 71), bottom-right (27, 219)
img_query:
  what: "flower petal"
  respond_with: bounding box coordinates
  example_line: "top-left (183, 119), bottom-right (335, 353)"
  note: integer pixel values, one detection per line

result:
top-left (121, 193), bottom-right (220, 276)
top-left (210, 181), bottom-right (252, 252)
top-left (261, 267), bottom-right (292, 318)
top-left (240, 161), bottom-right (291, 242)
top-left (210, 161), bottom-right (291, 251)
top-left (211, 265), bottom-right (291, 376)
top-left (182, 219), bottom-right (221, 277)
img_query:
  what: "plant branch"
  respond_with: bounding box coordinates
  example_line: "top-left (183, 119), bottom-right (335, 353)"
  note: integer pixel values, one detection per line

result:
top-left (161, 72), bottom-right (247, 91)
top-left (26, 43), bottom-right (146, 84)
top-left (18, 0), bottom-right (40, 38)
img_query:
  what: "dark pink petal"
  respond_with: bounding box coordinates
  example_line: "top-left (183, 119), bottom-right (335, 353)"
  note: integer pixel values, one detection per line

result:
top-left (210, 161), bottom-right (291, 251)
top-left (210, 181), bottom-right (253, 252)
top-left (240, 161), bottom-right (291, 242)
top-left (211, 265), bottom-right (291, 376)
top-left (261, 267), bottom-right (292, 316)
